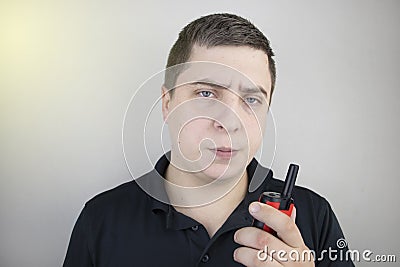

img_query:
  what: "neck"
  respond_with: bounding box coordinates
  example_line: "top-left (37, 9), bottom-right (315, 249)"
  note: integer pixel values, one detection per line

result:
top-left (165, 163), bottom-right (249, 237)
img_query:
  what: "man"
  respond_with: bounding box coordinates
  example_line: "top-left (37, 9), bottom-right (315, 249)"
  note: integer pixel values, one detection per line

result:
top-left (64, 13), bottom-right (354, 266)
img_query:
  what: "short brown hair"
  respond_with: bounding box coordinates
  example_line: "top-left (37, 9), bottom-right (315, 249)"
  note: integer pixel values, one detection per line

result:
top-left (164, 13), bottom-right (276, 97)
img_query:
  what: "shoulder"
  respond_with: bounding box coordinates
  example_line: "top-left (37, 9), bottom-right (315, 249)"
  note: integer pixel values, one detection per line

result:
top-left (87, 179), bottom-right (141, 204)
top-left (82, 175), bottom-right (152, 219)
top-left (293, 184), bottom-right (331, 213)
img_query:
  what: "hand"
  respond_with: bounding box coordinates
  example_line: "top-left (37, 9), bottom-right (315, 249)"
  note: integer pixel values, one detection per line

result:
top-left (233, 202), bottom-right (315, 266)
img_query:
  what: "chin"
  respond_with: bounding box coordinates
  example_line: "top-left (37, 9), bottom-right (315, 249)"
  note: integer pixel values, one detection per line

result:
top-left (202, 163), bottom-right (246, 182)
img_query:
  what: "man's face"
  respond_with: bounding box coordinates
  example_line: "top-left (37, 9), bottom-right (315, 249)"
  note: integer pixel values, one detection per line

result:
top-left (162, 45), bottom-right (272, 184)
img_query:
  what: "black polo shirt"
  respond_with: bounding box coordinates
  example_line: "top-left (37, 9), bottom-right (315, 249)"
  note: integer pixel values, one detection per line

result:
top-left (63, 154), bottom-right (354, 266)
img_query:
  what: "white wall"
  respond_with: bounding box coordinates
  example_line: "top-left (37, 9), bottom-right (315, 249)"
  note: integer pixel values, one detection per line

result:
top-left (1, 1), bottom-right (399, 266)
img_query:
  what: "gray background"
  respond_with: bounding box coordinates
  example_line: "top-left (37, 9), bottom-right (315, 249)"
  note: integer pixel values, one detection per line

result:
top-left (1, 1), bottom-right (399, 266)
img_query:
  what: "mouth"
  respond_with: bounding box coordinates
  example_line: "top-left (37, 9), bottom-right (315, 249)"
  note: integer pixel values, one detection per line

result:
top-left (210, 147), bottom-right (238, 159)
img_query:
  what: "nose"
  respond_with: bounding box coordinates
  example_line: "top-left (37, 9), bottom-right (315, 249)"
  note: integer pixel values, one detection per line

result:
top-left (212, 100), bottom-right (242, 133)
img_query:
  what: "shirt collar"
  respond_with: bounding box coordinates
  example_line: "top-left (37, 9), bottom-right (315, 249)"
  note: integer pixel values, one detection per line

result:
top-left (147, 152), bottom-right (273, 212)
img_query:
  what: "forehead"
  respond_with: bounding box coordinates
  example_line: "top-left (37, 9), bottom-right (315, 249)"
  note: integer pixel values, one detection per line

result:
top-left (177, 45), bottom-right (272, 95)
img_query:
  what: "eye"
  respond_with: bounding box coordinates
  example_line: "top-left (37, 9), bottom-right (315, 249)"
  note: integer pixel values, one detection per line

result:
top-left (245, 97), bottom-right (257, 104)
top-left (244, 97), bottom-right (261, 105)
top-left (198, 91), bottom-right (215, 98)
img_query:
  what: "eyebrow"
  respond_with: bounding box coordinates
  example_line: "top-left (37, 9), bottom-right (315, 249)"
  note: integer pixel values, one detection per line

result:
top-left (192, 79), bottom-right (269, 100)
top-left (238, 86), bottom-right (269, 100)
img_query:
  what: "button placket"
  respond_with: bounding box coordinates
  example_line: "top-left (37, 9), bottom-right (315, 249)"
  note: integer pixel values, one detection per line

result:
top-left (201, 254), bottom-right (210, 263)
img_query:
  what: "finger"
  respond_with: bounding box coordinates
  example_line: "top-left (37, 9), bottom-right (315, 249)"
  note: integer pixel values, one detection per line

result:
top-left (249, 202), bottom-right (304, 248)
top-left (235, 227), bottom-right (306, 264)
top-left (234, 246), bottom-right (283, 267)
top-left (234, 227), bottom-right (292, 252)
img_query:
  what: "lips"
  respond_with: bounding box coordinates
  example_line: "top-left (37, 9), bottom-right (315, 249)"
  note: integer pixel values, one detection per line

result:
top-left (217, 147), bottom-right (233, 152)
top-left (210, 147), bottom-right (238, 159)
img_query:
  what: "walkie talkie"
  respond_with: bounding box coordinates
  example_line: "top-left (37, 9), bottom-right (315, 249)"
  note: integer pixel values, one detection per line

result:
top-left (252, 164), bottom-right (299, 235)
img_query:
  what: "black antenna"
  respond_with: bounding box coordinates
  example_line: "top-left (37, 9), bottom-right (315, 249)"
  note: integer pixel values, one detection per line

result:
top-left (281, 164), bottom-right (299, 199)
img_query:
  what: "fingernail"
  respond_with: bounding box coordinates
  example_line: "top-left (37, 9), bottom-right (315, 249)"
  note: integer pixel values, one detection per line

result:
top-left (249, 202), bottom-right (260, 213)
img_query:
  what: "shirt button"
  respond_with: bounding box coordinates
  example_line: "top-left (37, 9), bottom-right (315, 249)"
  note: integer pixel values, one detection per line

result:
top-left (201, 254), bottom-right (210, 263)
top-left (191, 225), bottom-right (199, 231)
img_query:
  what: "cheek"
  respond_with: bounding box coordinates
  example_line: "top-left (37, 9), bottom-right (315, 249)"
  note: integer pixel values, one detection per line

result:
top-left (245, 116), bottom-right (266, 150)
top-left (179, 119), bottom-right (212, 147)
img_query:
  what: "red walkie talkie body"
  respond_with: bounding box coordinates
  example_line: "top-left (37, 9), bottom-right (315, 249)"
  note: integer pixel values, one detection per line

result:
top-left (252, 164), bottom-right (299, 235)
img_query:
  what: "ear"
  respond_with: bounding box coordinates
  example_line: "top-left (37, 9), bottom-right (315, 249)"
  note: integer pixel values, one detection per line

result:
top-left (161, 85), bottom-right (171, 122)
